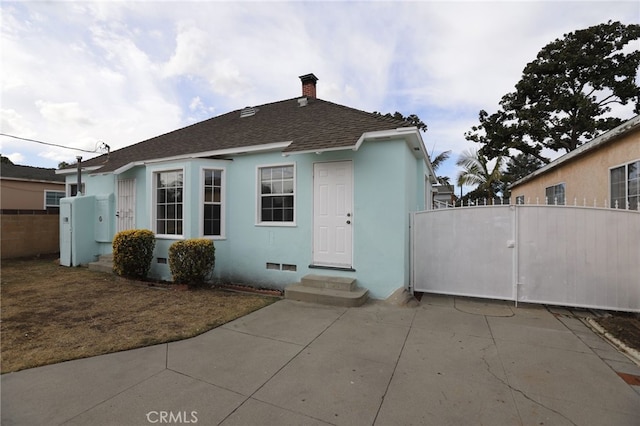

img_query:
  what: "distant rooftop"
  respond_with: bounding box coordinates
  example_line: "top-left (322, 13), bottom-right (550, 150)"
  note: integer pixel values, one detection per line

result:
top-left (0, 162), bottom-right (65, 183)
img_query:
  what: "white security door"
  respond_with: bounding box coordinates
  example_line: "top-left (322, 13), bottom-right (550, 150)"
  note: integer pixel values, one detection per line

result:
top-left (313, 161), bottom-right (353, 267)
top-left (117, 179), bottom-right (136, 232)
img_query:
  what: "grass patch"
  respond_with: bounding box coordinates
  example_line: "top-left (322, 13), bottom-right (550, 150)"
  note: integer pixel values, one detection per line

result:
top-left (1, 257), bottom-right (278, 373)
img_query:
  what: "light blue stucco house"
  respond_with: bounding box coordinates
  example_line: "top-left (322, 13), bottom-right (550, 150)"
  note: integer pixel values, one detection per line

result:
top-left (58, 74), bottom-right (436, 301)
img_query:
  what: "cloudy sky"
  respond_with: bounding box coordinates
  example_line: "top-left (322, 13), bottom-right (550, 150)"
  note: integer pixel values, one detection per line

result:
top-left (1, 0), bottom-right (639, 186)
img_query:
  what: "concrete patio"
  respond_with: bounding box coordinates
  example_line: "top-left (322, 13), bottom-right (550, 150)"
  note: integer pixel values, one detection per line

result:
top-left (2, 295), bottom-right (639, 425)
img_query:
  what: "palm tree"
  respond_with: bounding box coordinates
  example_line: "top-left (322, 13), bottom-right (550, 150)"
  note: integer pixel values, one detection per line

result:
top-left (456, 149), bottom-right (504, 204)
top-left (430, 150), bottom-right (451, 186)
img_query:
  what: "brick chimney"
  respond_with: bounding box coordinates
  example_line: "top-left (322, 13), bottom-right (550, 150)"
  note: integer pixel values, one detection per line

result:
top-left (299, 73), bottom-right (318, 98)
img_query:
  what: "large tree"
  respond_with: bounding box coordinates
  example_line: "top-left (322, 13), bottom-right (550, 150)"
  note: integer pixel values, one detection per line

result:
top-left (373, 111), bottom-right (428, 132)
top-left (500, 153), bottom-right (546, 198)
top-left (466, 21), bottom-right (640, 164)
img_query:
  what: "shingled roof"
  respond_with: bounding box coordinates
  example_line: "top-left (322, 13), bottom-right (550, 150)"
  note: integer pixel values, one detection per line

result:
top-left (0, 162), bottom-right (65, 182)
top-left (78, 97), bottom-right (413, 174)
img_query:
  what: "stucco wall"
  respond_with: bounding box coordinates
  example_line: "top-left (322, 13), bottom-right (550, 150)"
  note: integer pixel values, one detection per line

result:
top-left (1, 212), bottom-right (60, 258)
top-left (68, 138), bottom-right (427, 299)
top-left (1, 180), bottom-right (65, 210)
top-left (511, 133), bottom-right (640, 206)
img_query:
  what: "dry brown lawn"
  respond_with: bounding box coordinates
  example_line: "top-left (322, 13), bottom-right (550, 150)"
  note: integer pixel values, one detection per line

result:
top-left (1, 257), bottom-right (278, 373)
top-left (596, 314), bottom-right (640, 352)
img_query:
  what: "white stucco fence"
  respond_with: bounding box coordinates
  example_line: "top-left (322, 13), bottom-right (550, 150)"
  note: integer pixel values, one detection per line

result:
top-left (411, 205), bottom-right (640, 312)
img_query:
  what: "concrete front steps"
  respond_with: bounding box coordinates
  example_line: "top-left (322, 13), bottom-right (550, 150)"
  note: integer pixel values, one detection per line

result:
top-left (285, 274), bottom-right (368, 307)
top-left (88, 254), bottom-right (114, 274)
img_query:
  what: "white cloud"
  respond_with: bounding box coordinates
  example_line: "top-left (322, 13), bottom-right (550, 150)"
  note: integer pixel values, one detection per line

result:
top-left (1, 108), bottom-right (34, 137)
top-left (6, 152), bottom-right (25, 164)
top-left (189, 96), bottom-right (203, 112)
top-left (208, 58), bottom-right (250, 99)
top-left (1, 0), bottom-right (638, 176)
top-left (36, 101), bottom-right (95, 127)
top-left (163, 22), bottom-right (210, 77)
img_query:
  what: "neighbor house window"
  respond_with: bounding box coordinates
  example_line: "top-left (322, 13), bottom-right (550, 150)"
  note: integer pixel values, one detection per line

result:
top-left (545, 183), bottom-right (565, 205)
top-left (155, 170), bottom-right (183, 235)
top-left (258, 165), bottom-right (295, 223)
top-left (515, 195), bottom-right (525, 205)
top-left (44, 190), bottom-right (65, 208)
top-left (611, 160), bottom-right (639, 210)
top-left (203, 169), bottom-right (224, 237)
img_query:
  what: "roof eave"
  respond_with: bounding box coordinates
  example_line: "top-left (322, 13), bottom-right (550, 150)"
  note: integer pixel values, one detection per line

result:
top-left (0, 176), bottom-right (65, 184)
top-left (281, 145), bottom-right (355, 156)
top-left (109, 141), bottom-right (294, 175)
top-left (510, 114), bottom-right (640, 189)
top-left (283, 127), bottom-right (436, 182)
top-left (55, 166), bottom-right (102, 175)
top-left (357, 128), bottom-right (436, 180)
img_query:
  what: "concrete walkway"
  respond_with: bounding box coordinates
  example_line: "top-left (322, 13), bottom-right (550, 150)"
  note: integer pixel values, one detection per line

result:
top-left (2, 295), bottom-right (639, 425)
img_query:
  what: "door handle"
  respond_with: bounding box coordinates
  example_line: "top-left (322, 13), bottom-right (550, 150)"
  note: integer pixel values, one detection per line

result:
top-left (346, 220), bottom-right (351, 225)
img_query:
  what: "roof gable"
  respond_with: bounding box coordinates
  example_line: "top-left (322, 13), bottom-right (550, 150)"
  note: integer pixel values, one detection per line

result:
top-left (79, 97), bottom-right (412, 173)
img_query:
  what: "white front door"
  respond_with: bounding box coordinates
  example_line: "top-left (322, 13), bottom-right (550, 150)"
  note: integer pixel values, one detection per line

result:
top-left (117, 179), bottom-right (136, 232)
top-left (313, 161), bottom-right (353, 268)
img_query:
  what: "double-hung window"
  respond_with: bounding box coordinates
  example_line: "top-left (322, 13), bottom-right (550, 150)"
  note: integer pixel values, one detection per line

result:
top-left (545, 183), bottom-right (565, 205)
top-left (259, 165), bottom-right (295, 224)
top-left (203, 169), bottom-right (224, 237)
top-left (155, 170), bottom-right (183, 235)
top-left (611, 160), bottom-right (639, 210)
top-left (45, 190), bottom-right (65, 208)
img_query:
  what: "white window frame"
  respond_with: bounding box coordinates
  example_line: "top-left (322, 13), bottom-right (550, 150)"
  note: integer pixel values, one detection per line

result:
top-left (66, 183), bottom-right (85, 197)
top-left (256, 162), bottom-right (296, 226)
top-left (515, 195), bottom-right (525, 205)
top-left (153, 168), bottom-right (185, 238)
top-left (200, 166), bottom-right (226, 239)
top-left (44, 190), bottom-right (65, 208)
top-left (545, 183), bottom-right (565, 205)
top-left (609, 158), bottom-right (640, 210)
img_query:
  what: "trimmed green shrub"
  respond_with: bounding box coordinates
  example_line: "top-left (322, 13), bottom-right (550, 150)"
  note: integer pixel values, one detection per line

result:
top-left (112, 229), bottom-right (156, 279)
top-left (169, 239), bottom-right (215, 287)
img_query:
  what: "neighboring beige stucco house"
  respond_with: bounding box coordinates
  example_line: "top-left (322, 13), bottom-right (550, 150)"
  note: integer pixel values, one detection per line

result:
top-left (0, 162), bottom-right (66, 210)
top-left (1, 162), bottom-right (66, 259)
top-left (510, 115), bottom-right (640, 210)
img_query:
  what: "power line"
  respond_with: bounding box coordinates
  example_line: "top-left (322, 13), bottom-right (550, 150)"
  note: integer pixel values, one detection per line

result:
top-left (0, 133), bottom-right (102, 154)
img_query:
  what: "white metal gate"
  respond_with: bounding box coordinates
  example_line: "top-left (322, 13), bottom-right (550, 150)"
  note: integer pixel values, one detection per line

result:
top-left (411, 205), bottom-right (640, 312)
top-left (117, 179), bottom-right (136, 232)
